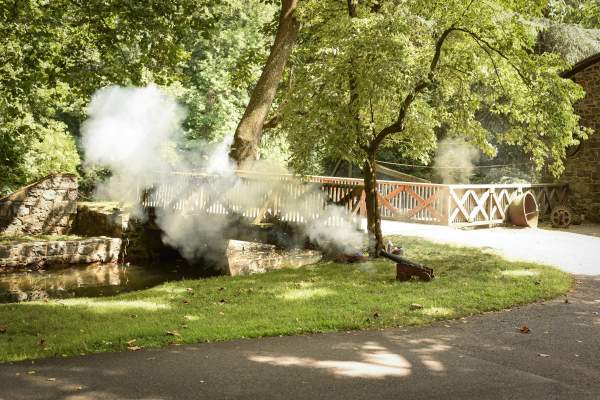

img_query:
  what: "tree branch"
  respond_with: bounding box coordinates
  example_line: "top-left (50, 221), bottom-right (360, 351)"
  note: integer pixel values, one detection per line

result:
top-left (262, 115), bottom-right (280, 130)
top-left (369, 23), bottom-right (531, 153)
top-left (453, 27), bottom-right (530, 85)
top-left (369, 26), bottom-right (457, 151)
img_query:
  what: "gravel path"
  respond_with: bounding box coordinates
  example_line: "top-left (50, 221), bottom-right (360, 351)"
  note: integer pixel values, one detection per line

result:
top-left (378, 221), bottom-right (600, 275)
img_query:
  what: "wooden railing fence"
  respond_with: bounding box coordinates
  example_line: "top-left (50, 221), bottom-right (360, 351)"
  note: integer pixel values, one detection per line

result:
top-left (141, 172), bottom-right (568, 227)
top-left (446, 183), bottom-right (568, 226)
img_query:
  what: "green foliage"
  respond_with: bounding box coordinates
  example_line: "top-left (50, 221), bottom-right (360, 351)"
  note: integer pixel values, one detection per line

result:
top-left (545, 0), bottom-right (600, 29)
top-left (282, 0), bottom-right (589, 178)
top-left (534, 21), bottom-right (600, 64)
top-left (474, 166), bottom-right (539, 185)
top-left (1, 0), bottom-right (272, 193)
top-left (180, 1), bottom-right (276, 143)
top-left (23, 128), bottom-right (80, 182)
top-left (0, 237), bottom-right (570, 362)
top-left (0, 0), bottom-right (205, 192)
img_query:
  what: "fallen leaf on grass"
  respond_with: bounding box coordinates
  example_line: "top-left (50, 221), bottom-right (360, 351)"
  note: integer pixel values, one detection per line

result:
top-left (186, 288), bottom-right (193, 293)
top-left (126, 339), bottom-right (137, 345)
top-left (128, 314), bottom-right (138, 319)
top-left (127, 346), bottom-right (142, 351)
top-left (409, 303), bottom-right (423, 310)
top-left (0, 325), bottom-right (7, 334)
top-left (166, 331), bottom-right (181, 337)
top-left (519, 325), bottom-right (531, 334)
top-left (182, 300), bottom-right (190, 305)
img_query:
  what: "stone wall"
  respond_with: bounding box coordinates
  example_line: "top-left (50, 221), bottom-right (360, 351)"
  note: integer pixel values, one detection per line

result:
top-left (225, 240), bottom-right (322, 276)
top-left (0, 237), bottom-right (122, 271)
top-left (0, 174), bottom-right (78, 235)
top-left (563, 63), bottom-right (600, 222)
top-left (72, 202), bottom-right (128, 237)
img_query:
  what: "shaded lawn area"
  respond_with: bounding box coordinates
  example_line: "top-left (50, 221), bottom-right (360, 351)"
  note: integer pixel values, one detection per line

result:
top-left (0, 237), bottom-right (571, 363)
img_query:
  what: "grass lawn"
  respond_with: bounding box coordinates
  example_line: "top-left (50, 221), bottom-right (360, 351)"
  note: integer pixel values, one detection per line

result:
top-left (0, 234), bottom-right (83, 245)
top-left (0, 236), bottom-right (571, 363)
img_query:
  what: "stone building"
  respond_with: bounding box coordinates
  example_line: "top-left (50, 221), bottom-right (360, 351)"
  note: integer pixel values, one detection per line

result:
top-left (562, 53), bottom-right (600, 222)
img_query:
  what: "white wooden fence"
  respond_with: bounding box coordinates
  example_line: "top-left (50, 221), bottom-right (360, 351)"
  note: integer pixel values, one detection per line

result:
top-left (141, 172), bottom-right (568, 227)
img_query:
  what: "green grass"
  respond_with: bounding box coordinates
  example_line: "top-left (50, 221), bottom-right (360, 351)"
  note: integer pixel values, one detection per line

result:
top-left (0, 234), bottom-right (83, 245)
top-left (77, 201), bottom-right (129, 212)
top-left (0, 237), bottom-right (571, 363)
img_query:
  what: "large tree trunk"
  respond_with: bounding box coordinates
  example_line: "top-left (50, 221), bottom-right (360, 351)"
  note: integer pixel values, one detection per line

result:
top-left (229, 0), bottom-right (300, 166)
top-left (348, 1), bottom-right (383, 257)
top-left (363, 153), bottom-right (383, 257)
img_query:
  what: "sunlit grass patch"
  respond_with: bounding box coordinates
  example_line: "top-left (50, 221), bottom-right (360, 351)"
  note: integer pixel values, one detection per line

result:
top-left (0, 236), bottom-right (571, 363)
top-left (420, 307), bottom-right (454, 317)
top-left (53, 298), bottom-right (171, 311)
top-left (279, 287), bottom-right (336, 300)
top-left (500, 269), bottom-right (540, 277)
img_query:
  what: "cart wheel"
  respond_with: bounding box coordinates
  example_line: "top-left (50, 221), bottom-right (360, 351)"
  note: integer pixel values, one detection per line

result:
top-left (550, 205), bottom-right (573, 228)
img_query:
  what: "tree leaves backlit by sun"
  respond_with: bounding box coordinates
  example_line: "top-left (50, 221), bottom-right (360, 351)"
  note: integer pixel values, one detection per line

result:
top-left (282, 0), bottom-right (589, 179)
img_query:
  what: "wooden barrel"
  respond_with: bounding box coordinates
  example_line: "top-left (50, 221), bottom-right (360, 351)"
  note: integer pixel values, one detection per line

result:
top-left (508, 191), bottom-right (539, 228)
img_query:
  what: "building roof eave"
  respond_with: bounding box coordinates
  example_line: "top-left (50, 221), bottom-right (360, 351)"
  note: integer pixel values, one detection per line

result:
top-left (561, 52), bottom-right (600, 78)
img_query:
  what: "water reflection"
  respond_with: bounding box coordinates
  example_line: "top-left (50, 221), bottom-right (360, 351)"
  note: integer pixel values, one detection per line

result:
top-left (0, 263), bottom-right (208, 303)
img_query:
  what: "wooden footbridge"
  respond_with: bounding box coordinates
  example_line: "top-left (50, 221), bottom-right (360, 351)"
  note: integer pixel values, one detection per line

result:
top-left (141, 171), bottom-right (568, 227)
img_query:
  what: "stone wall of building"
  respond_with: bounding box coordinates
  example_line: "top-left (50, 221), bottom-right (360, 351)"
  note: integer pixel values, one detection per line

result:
top-left (0, 174), bottom-right (78, 235)
top-left (563, 63), bottom-right (600, 222)
top-left (0, 237), bottom-right (122, 271)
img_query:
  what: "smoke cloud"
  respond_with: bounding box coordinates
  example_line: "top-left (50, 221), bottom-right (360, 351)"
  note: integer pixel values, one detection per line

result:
top-left (433, 138), bottom-right (480, 184)
top-left (81, 85), bottom-right (363, 262)
top-left (81, 85), bottom-right (188, 205)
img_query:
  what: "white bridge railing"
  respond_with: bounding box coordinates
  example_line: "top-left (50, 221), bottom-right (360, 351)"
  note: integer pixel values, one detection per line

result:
top-left (140, 172), bottom-right (568, 227)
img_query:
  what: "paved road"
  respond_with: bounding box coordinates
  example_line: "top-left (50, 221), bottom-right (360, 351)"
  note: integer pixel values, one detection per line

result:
top-left (1, 277), bottom-right (599, 400)
top-left (379, 220), bottom-right (600, 275)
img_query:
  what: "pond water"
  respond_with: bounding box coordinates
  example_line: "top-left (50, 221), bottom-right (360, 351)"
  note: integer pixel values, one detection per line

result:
top-left (0, 263), bottom-right (212, 303)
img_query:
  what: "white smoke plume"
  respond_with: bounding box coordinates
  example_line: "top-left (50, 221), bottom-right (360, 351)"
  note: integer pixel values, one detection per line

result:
top-left (81, 85), bottom-right (189, 207)
top-left (81, 85), bottom-right (364, 261)
top-left (433, 138), bottom-right (480, 184)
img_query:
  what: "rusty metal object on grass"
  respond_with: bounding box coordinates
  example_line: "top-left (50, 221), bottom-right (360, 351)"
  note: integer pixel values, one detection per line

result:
top-left (550, 205), bottom-right (573, 228)
top-left (508, 191), bottom-right (539, 228)
top-left (379, 250), bottom-right (434, 282)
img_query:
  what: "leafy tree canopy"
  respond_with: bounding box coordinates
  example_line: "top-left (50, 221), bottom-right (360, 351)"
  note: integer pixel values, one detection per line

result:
top-left (544, 0), bottom-right (600, 29)
top-left (0, 0), bottom-right (275, 194)
top-left (281, 0), bottom-right (589, 178)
